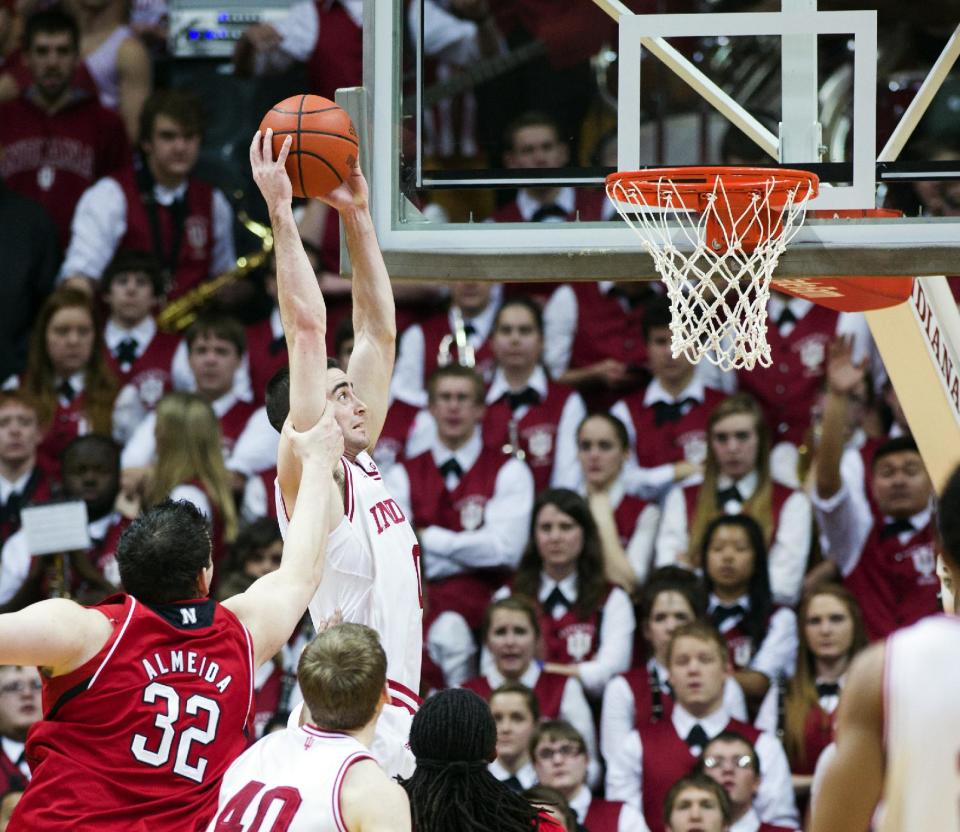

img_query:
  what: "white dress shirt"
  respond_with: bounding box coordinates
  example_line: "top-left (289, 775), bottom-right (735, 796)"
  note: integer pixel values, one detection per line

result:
top-left (483, 662), bottom-right (600, 789)
top-left (535, 571), bottom-right (636, 697)
top-left (484, 364), bottom-right (586, 491)
top-left (0, 470), bottom-right (34, 507)
top-left (513, 186), bottom-right (578, 222)
top-left (121, 390), bottom-right (244, 469)
top-left (731, 807), bottom-right (799, 832)
top-left (488, 759), bottom-right (538, 790)
top-left (605, 702), bottom-right (798, 828)
top-left (59, 178), bottom-right (235, 282)
top-left (385, 427), bottom-right (534, 580)
top-left (1, 736), bottom-right (28, 781)
top-left (426, 609), bottom-right (478, 689)
top-left (655, 469), bottom-right (813, 604)
top-left (567, 785), bottom-right (650, 832)
top-left (103, 316), bottom-right (159, 367)
top-left (599, 660), bottom-right (748, 760)
top-left (390, 289), bottom-right (502, 408)
top-left (707, 593), bottom-right (798, 681)
top-left (812, 479), bottom-right (933, 577)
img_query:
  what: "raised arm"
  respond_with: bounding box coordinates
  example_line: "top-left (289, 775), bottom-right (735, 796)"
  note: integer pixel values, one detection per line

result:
top-left (223, 410), bottom-right (343, 667)
top-left (815, 337), bottom-right (866, 501)
top-left (329, 168), bottom-right (396, 447)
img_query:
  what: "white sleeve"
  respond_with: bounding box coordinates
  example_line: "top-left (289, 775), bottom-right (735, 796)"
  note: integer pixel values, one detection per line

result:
top-left (383, 464), bottom-right (413, 520)
top-left (810, 480), bottom-right (873, 577)
top-left (0, 532), bottom-right (30, 605)
top-left (577, 587), bottom-right (635, 697)
top-left (749, 607), bottom-right (798, 680)
top-left (241, 474), bottom-right (268, 524)
top-left (210, 188), bottom-right (236, 276)
top-left (169, 483), bottom-right (212, 520)
top-left (171, 341), bottom-right (195, 391)
top-left (625, 503), bottom-right (661, 585)
top-left (389, 325), bottom-right (428, 408)
top-left (654, 485), bottom-right (689, 567)
top-left (754, 730), bottom-right (800, 827)
top-left (542, 285), bottom-right (577, 377)
top-left (58, 178), bottom-right (126, 281)
top-left (419, 458), bottom-right (534, 577)
top-left (405, 410), bottom-right (438, 461)
top-left (619, 804), bottom-right (651, 832)
top-left (620, 461), bottom-right (678, 502)
top-left (273, 0), bottom-right (318, 62)
top-left (767, 490), bottom-right (813, 605)
top-left (549, 392), bottom-right (587, 490)
top-left (427, 611), bottom-right (478, 688)
top-left (559, 676), bottom-right (601, 788)
top-left (226, 407), bottom-right (279, 476)
top-left (753, 682), bottom-right (780, 734)
top-left (413, 0), bottom-right (483, 65)
top-left (605, 729), bottom-right (643, 809)
top-left (121, 411), bottom-right (158, 468)
top-left (599, 675), bottom-right (636, 762)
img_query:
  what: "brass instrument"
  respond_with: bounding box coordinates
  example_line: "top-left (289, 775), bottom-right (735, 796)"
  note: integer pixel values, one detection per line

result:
top-left (437, 305), bottom-right (476, 368)
top-left (502, 417), bottom-right (527, 461)
top-left (157, 211), bottom-right (274, 332)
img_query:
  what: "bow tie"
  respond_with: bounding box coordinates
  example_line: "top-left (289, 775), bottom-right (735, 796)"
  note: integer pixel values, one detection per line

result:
top-left (777, 306), bottom-right (798, 328)
top-left (816, 681), bottom-right (841, 698)
top-left (502, 774), bottom-right (523, 793)
top-left (0, 490), bottom-right (23, 524)
top-left (710, 603), bottom-right (745, 628)
top-left (439, 457), bottom-right (463, 480)
top-left (652, 397), bottom-right (697, 426)
top-left (114, 337), bottom-right (139, 366)
top-left (542, 585), bottom-right (572, 616)
top-left (269, 335), bottom-right (287, 355)
top-left (716, 485), bottom-right (744, 509)
top-left (505, 387), bottom-right (540, 411)
top-left (530, 203), bottom-right (568, 222)
top-left (57, 379), bottom-right (76, 402)
top-left (685, 724), bottom-right (709, 751)
top-left (880, 518), bottom-right (915, 540)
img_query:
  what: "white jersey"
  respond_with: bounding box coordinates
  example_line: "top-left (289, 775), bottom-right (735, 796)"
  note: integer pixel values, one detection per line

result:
top-left (277, 451), bottom-right (422, 701)
top-left (878, 615), bottom-right (960, 832)
top-left (207, 725), bottom-right (374, 832)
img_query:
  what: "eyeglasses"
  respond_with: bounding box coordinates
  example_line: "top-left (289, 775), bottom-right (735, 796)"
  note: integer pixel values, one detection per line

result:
top-left (535, 744), bottom-right (583, 763)
top-left (0, 680), bottom-right (42, 696)
top-left (702, 754), bottom-right (754, 771)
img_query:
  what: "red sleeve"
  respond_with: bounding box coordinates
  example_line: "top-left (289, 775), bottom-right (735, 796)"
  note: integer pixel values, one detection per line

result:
top-left (534, 814), bottom-right (566, 831)
top-left (98, 107), bottom-right (133, 175)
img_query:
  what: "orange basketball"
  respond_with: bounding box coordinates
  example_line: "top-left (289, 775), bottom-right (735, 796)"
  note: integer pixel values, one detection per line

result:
top-left (259, 94), bottom-right (359, 198)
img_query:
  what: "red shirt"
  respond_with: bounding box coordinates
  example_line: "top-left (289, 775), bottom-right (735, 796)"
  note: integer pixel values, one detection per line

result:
top-left (11, 594), bottom-right (254, 831)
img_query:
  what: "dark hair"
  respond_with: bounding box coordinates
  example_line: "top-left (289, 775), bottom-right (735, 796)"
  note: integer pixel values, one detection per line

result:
top-left (61, 434), bottom-right (121, 473)
top-left (333, 317), bottom-right (355, 359)
top-left (399, 689), bottom-right (544, 832)
top-left (490, 681), bottom-right (540, 723)
top-left (117, 500), bottom-right (212, 603)
top-left (641, 296), bottom-right (673, 341)
top-left (513, 489), bottom-right (606, 618)
top-left (700, 514), bottom-right (772, 658)
top-left (576, 412), bottom-right (629, 452)
top-left (699, 729), bottom-right (761, 775)
top-left (185, 314), bottom-right (245, 356)
top-left (265, 367), bottom-right (290, 433)
top-left (530, 720), bottom-right (585, 759)
top-left (871, 435), bottom-right (921, 469)
top-left (663, 773), bottom-right (733, 826)
top-left (101, 250), bottom-right (166, 297)
top-left (230, 517), bottom-right (281, 569)
top-left (494, 296), bottom-right (544, 337)
top-left (522, 785), bottom-right (578, 832)
top-left (138, 89), bottom-right (204, 146)
top-left (24, 8), bottom-right (78, 50)
top-left (503, 111), bottom-right (563, 152)
top-left (639, 566), bottom-right (707, 625)
top-left (939, 464), bottom-right (960, 570)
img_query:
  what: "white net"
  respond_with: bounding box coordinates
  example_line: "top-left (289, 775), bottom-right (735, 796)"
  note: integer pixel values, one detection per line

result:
top-left (607, 171), bottom-right (817, 371)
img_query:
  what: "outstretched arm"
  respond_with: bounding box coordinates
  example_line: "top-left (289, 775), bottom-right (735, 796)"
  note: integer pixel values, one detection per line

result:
top-left (223, 410), bottom-right (343, 667)
top-left (815, 337), bottom-right (866, 501)
top-left (250, 129), bottom-right (330, 512)
top-left (325, 167), bottom-right (396, 447)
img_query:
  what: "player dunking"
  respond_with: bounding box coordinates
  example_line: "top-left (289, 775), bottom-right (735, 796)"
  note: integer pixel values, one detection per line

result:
top-left (0, 413), bottom-right (341, 830)
top-left (810, 462), bottom-right (960, 831)
top-left (250, 130), bottom-right (422, 777)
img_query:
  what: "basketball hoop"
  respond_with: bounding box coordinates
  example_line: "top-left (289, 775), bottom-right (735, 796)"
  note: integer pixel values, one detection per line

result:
top-left (606, 166), bottom-right (819, 371)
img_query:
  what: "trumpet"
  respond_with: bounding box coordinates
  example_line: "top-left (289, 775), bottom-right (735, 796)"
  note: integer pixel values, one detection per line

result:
top-left (437, 305), bottom-right (476, 368)
top-left (157, 211), bottom-right (274, 332)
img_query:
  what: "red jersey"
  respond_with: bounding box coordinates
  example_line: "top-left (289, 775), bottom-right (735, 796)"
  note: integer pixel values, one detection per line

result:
top-left (244, 317), bottom-right (287, 405)
top-left (11, 594), bottom-right (254, 831)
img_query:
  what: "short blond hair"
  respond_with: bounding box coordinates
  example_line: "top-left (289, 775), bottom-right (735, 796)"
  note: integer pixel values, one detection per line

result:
top-left (298, 623), bottom-right (387, 731)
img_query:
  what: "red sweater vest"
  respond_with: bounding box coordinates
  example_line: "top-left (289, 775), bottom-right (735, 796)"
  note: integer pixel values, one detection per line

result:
top-left (373, 399), bottom-right (420, 471)
top-left (37, 394), bottom-right (90, 479)
top-left (113, 167), bottom-right (214, 301)
top-left (622, 666), bottom-right (674, 727)
top-left (482, 379), bottom-right (573, 494)
top-left (844, 522), bottom-right (940, 640)
top-left (639, 717), bottom-right (760, 832)
top-left (584, 798), bottom-right (624, 832)
top-left (613, 495), bottom-right (652, 548)
top-left (540, 586), bottom-right (611, 665)
top-left (569, 284), bottom-right (647, 372)
top-left (306, 1), bottom-right (363, 100)
top-left (736, 305), bottom-right (838, 444)
top-left (102, 328), bottom-right (179, 412)
top-left (419, 311), bottom-right (495, 390)
top-left (218, 400), bottom-right (258, 457)
top-left (789, 702), bottom-right (834, 777)
top-left (462, 671), bottom-right (566, 719)
top-left (623, 385), bottom-right (728, 468)
top-left (0, 467), bottom-right (52, 546)
top-left (682, 481), bottom-right (793, 545)
top-left (244, 317), bottom-right (287, 405)
top-left (718, 607), bottom-right (780, 670)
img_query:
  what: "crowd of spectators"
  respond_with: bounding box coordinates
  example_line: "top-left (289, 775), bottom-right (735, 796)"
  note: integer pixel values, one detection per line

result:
top-left (0, 0), bottom-right (957, 830)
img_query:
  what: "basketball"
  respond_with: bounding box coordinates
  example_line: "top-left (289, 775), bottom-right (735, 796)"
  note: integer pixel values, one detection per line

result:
top-left (259, 94), bottom-right (359, 198)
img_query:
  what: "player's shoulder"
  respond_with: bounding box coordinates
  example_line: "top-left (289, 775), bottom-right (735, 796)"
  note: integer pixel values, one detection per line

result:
top-left (340, 758), bottom-right (410, 825)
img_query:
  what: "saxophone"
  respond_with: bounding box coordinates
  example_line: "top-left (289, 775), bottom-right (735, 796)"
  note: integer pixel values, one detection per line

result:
top-left (157, 211), bottom-right (274, 332)
top-left (436, 305), bottom-right (476, 368)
